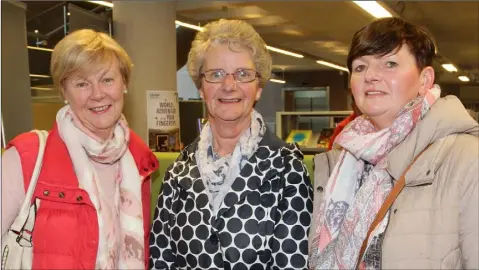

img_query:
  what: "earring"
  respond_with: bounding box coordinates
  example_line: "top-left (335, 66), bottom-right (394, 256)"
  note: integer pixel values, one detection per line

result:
top-left (124, 89), bottom-right (128, 94)
top-left (64, 100), bottom-right (68, 104)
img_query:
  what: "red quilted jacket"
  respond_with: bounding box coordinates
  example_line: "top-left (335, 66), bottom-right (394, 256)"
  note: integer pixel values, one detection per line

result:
top-left (7, 124), bottom-right (158, 269)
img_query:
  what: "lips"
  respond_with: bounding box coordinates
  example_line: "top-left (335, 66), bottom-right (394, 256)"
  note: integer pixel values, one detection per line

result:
top-left (90, 105), bottom-right (111, 113)
top-left (218, 98), bottom-right (241, 103)
top-left (365, 90), bottom-right (387, 96)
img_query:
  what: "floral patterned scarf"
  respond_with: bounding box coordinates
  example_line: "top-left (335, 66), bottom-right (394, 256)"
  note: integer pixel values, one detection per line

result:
top-left (309, 85), bottom-right (441, 269)
top-left (196, 109), bottom-right (266, 213)
top-left (56, 105), bottom-right (145, 269)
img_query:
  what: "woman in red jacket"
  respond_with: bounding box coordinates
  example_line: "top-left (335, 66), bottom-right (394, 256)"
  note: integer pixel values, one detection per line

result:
top-left (1, 29), bottom-right (158, 269)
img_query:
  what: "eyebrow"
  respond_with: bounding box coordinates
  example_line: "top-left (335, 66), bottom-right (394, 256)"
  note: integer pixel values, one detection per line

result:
top-left (204, 68), bottom-right (253, 72)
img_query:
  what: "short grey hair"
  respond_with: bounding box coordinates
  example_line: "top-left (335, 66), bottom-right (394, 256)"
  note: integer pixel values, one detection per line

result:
top-left (187, 19), bottom-right (272, 89)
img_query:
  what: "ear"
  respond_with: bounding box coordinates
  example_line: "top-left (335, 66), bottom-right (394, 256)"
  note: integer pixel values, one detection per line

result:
top-left (418, 66), bottom-right (435, 96)
top-left (59, 84), bottom-right (67, 100)
top-left (198, 87), bottom-right (205, 100)
top-left (255, 87), bottom-right (263, 101)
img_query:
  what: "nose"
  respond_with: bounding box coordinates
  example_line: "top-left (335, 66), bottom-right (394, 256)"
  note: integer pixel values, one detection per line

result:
top-left (91, 83), bottom-right (105, 100)
top-left (222, 73), bottom-right (237, 92)
top-left (364, 64), bottom-right (380, 83)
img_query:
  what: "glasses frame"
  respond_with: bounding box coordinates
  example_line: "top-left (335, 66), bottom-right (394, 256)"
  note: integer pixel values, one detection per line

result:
top-left (200, 68), bottom-right (261, 84)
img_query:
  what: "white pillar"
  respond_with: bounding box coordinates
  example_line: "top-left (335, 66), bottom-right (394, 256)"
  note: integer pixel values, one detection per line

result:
top-left (113, 1), bottom-right (177, 142)
top-left (1, 1), bottom-right (33, 142)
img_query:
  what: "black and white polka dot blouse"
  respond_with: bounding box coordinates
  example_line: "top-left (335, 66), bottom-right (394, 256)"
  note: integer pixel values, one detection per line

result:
top-left (149, 130), bottom-right (313, 270)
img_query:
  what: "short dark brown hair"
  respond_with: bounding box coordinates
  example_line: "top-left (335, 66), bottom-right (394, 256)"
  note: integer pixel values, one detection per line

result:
top-left (347, 17), bottom-right (436, 72)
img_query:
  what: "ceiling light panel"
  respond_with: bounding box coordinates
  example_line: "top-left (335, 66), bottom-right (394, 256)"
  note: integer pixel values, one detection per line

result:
top-left (442, 64), bottom-right (458, 72)
top-left (353, 1), bottom-right (392, 18)
top-left (316, 60), bottom-right (349, 72)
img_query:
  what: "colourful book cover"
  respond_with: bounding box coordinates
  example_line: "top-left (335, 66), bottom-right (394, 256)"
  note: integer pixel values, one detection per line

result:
top-left (286, 130), bottom-right (313, 146)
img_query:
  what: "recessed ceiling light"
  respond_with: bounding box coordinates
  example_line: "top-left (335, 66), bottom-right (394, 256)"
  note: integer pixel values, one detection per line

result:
top-left (352, 1), bottom-right (393, 19)
top-left (266, 45), bottom-right (304, 58)
top-left (175, 20), bottom-right (204, 32)
top-left (442, 64), bottom-right (458, 72)
top-left (30, 74), bottom-right (51, 78)
top-left (316, 60), bottom-right (349, 72)
top-left (87, 1), bottom-right (113, 8)
top-left (458, 76), bottom-right (470, 82)
top-left (27, 46), bottom-right (53, 52)
top-left (270, 79), bottom-right (286, 84)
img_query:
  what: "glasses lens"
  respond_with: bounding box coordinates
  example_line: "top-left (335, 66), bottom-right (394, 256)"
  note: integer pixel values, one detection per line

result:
top-left (205, 70), bottom-right (225, 82)
top-left (235, 69), bottom-right (256, 82)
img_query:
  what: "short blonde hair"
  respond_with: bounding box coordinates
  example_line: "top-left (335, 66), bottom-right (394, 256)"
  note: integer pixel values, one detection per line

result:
top-left (50, 29), bottom-right (132, 94)
top-left (187, 19), bottom-right (272, 88)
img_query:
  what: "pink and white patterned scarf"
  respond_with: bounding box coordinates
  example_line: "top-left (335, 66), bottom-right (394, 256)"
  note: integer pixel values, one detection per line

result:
top-left (309, 85), bottom-right (441, 269)
top-left (56, 105), bottom-right (145, 269)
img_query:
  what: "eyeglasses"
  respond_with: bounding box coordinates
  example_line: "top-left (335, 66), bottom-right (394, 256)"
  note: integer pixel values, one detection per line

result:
top-left (201, 69), bottom-right (260, 83)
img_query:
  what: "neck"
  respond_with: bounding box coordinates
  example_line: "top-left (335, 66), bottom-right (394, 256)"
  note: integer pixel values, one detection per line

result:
top-left (209, 116), bottom-right (251, 157)
top-left (370, 116), bottom-right (393, 131)
top-left (96, 128), bottom-right (114, 141)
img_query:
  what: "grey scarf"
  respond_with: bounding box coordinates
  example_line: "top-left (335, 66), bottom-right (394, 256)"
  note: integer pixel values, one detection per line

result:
top-left (196, 110), bottom-right (266, 212)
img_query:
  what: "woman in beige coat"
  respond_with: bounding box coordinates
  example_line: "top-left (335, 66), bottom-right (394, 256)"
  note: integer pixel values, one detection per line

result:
top-left (309, 17), bottom-right (478, 269)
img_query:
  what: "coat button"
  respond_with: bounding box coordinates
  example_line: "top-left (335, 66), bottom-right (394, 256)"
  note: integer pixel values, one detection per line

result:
top-left (43, 190), bottom-right (50, 196)
top-left (317, 186), bottom-right (324, 192)
top-left (59, 192), bottom-right (65, 198)
top-left (76, 196), bottom-right (83, 202)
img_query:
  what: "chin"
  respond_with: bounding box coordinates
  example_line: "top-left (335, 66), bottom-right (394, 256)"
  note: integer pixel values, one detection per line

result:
top-left (361, 104), bottom-right (386, 116)
top-left (217, 114), bottom-right (243, 122)
top-left (90, 119), bottom-right (118, 130)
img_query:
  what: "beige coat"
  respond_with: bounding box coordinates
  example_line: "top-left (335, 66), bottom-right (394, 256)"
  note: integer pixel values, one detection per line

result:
top-left (310, 96), bottom-right (479, 269)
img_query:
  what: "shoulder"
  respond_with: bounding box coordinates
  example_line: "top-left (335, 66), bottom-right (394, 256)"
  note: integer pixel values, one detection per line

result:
top-left (179, 137), bottom-right (199, 161)
top-left (128, 129), bottom-right (159, 171)
top-left (444, 134), bottom-right (478, 172)
top-left (258, 128), bottom-right (303, 160)
top-left (313, 149), bottom-right (341, 187)
top-left (450, 133), bottom-right (478, 154)
top-left (259, 127), bottom-right (289, 151)
top-left (435, 133), bottom-right (479, 168)
top-left (162, 140), bottom-right (197, 185)
top-left (128, 129), bottom-right (151, 154)
top-left (6, 131), bottom-right (46, 167)
top-left (425, 134), bottom-right (478, 194)
top-left (7, 131), bottom-right (41, 151)
top-left (314, 149), bottom-right (341, 172)
top-left (5, 131), bottom-right (48, 191)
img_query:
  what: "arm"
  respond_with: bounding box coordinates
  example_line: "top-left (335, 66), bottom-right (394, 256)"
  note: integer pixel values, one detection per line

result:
top-left (149, 168), bottom-right (176, 270)
top-left (270, 151), bottom-right (313, 269)
top-left (459, 158), bottom-right (478, 269)
top-left (1, 147), bottom-right (26, 236)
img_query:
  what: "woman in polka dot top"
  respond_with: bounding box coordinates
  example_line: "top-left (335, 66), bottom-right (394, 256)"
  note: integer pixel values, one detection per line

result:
top-left (149, 19), bottom-right (313, 270)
